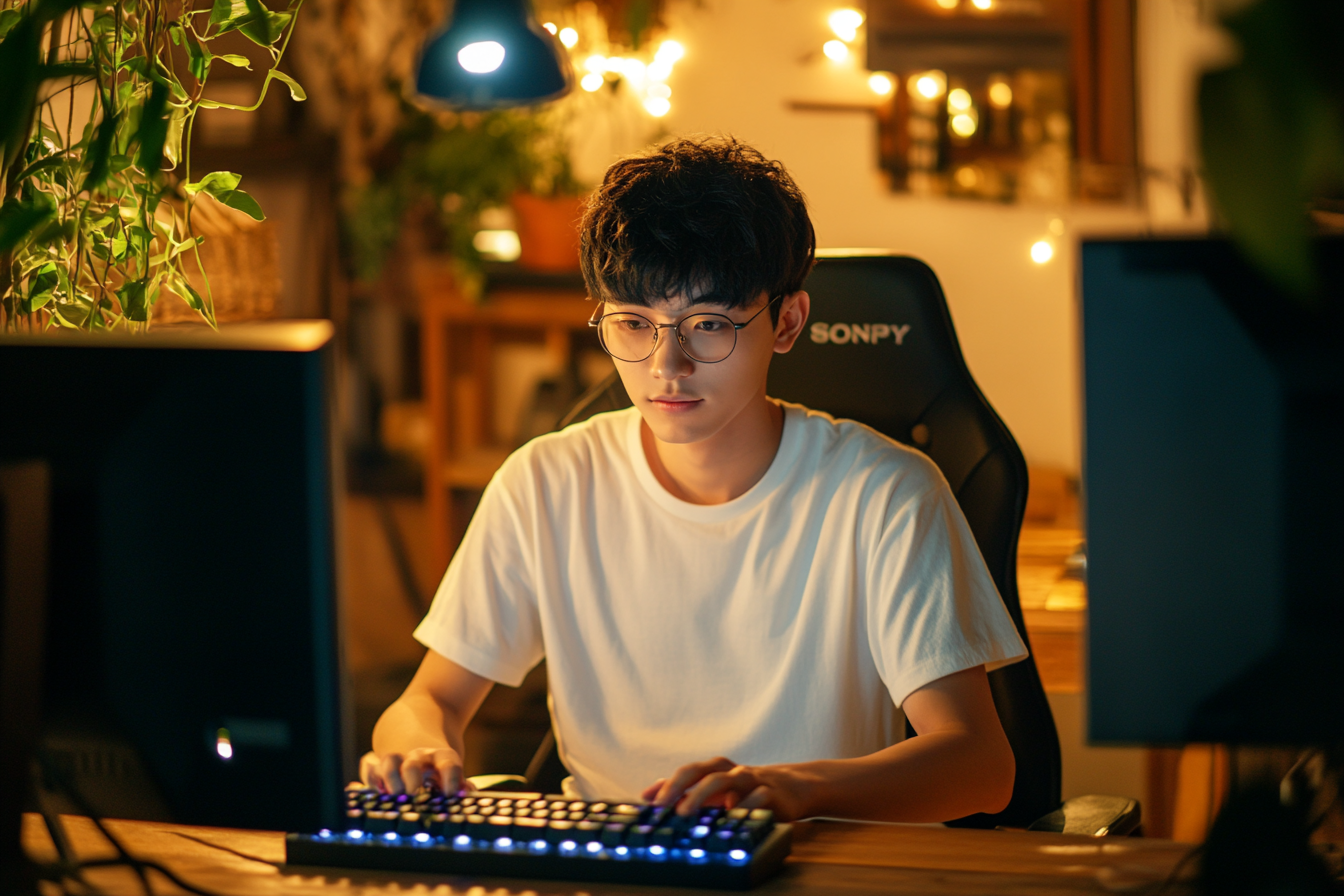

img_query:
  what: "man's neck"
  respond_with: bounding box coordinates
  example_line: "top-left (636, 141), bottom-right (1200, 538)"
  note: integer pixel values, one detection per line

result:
top-left (640, 396), bottom-right (785, 505)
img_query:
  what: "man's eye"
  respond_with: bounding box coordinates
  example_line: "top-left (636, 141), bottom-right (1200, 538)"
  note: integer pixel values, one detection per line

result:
top-left (617, 318), bottom-right (649, 331)
top-left (692, 319), bottom-right (725, 333)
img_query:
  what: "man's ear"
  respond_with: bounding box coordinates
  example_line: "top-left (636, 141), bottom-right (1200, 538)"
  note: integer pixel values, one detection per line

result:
top-left (773, 290), bottom-right (811, 354)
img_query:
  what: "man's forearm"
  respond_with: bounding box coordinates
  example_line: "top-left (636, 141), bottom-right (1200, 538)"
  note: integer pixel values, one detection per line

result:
top-left (780, 728), bottom-right (1015, 823)
top-left (371, 690), bottom-right (469, 758)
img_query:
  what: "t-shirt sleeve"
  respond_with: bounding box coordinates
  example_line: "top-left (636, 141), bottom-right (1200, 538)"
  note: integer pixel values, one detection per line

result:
top-left (413, 454), bottom-right (544, 687)
top-left (864, 461), bottom-right (1028, 708)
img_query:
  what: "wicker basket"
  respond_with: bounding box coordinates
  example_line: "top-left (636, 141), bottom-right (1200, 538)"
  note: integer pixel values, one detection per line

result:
top-left (154, 194), bottom-right (280, 325)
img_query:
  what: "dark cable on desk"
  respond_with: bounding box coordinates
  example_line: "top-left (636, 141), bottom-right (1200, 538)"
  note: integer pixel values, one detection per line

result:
top-left (30, 752), bottom-right (227, 896)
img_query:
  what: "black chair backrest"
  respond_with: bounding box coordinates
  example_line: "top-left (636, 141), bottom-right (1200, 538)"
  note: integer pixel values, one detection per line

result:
top-left (561, 253), bottom-right (1060, 828)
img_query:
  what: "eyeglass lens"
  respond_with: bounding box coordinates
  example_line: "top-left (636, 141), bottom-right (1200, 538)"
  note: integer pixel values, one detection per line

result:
top-left (598, 313), bottom-right (740, 363)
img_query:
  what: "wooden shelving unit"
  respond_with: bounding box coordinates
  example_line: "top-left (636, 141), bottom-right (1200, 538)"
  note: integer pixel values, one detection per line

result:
top-left (415, 257), bottom-right (596, 573)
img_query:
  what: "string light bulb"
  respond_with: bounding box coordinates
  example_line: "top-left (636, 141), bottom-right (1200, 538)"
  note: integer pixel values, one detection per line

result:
top-left (558, 27), bottom-right (578, 48)
top-left (580, 72), bottom-right (604, 91)
top-left (947, 87), bottom-right (972, 113)
top-left (822, 39), bottom-right (849, 61)
top-left (972, 0), bottom-right (993, 8)
top-left (828, 8), bottom-right (864, 42)
top-left (909, 70), bottom-right (946, 100)
top-left (868, 73), bottom-right (894, 96)
top-left (1031, 240), bottom-right (1054, 264)
top-left (988, 80), bottom-right (1013, 108)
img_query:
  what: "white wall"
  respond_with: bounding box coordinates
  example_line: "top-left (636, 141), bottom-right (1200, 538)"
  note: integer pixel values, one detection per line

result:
top-left (630, 0), bottom-right (1214, 474)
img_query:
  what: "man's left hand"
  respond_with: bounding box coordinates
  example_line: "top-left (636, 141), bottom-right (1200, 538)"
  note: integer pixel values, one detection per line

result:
top-left (641, 757), bottom-right (815, 821)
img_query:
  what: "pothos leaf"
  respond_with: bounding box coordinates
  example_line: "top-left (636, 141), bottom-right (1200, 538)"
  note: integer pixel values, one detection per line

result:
top-left (216, 54), bottom-right (252, 70)
top-left (186, 172), bottom-right (266, 220)
top-left (82, 107), bottom-right (118, 191)
top-left (182, 26), bottom-right (210, 81)
top-left (136, 79), bottom-right (172, 173)
top-left (0, 194), bottom-right (57, 253)
top-left (118, 280), bottom-right (153, 322)
top-left (0, 16), bottom-right (41, 170)
top-left (0, 8), bottom-right (23, 40)
top-left (269, 69), bottom-right (305, 101)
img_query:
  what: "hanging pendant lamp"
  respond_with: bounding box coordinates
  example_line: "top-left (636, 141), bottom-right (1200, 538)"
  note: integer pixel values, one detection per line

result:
top-left (415, 0), bottom-right (573, 109)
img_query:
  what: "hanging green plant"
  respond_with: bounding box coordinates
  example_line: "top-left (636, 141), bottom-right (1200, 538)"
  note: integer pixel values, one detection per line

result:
top-left (0, 0), bottom-right (305, 331)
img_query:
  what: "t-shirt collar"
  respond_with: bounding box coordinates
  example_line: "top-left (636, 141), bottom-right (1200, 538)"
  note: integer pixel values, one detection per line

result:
top-left (625, 400), bottom-right (802, 523)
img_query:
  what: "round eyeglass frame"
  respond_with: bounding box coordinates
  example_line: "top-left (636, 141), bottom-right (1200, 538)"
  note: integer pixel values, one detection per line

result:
top-left (588, 295), bottom-right (782, 364)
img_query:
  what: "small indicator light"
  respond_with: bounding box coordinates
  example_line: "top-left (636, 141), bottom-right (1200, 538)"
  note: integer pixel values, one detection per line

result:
top-left (346, 829), bottom-right (365, 840)
top-left (649, 845), bottom-right (667, 857)
top-left (691, 824), bottom-right (710, 837)
top-left (559, 840), bottom-right (578, 854)
top-left (530, 839), bottom-right (549, 853)
top-left (382, 832), bottom-right (399, 842)
top-left (413, 832), bottom-right (431, 843)
top-left (317, 829), bottom-right (332, 839)
top-left (494, 837), bottom-right (513, 850)
top-left (729, 848), bottom-right (749, 863)
top-left (614, 845), bottom-right (629, 857)
top-left (453, 834), bottom-right (471, 847)
top-left (585, 841), bottom-right (603, 854)
top-left (689, 848), bottom-right (707, 860)
top-left (215, 729), bottom-right (233, 760)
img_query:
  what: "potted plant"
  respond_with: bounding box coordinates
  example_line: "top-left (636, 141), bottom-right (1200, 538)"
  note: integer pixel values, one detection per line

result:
top-left (0, 0), bottom-right (304, 331)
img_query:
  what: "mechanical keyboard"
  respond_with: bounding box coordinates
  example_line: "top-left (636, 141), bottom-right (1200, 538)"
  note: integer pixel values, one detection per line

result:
top-left (285, 786), bottom-right (793, 889)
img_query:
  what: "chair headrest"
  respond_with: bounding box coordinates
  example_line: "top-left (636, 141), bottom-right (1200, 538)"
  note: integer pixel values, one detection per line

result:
top-left (768, 254), bottom-right (980, 440)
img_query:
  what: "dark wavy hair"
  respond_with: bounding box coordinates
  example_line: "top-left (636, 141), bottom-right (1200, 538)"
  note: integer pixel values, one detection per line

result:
top-left (579, 136), bottom-right (815, 324)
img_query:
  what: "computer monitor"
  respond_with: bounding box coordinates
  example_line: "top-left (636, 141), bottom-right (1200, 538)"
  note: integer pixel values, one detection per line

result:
top-left (0, 323), bottom-right (351, 832)
top-left (1081, 237), bottom-right (1344, 746)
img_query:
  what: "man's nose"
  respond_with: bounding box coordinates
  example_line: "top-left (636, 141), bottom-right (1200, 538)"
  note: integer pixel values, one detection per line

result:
top-left (649, 326), bottom-right (693, 379)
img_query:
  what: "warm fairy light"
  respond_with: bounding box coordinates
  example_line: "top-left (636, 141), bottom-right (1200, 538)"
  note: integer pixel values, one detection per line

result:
top-left (910, 70), bottom-right (946, 100)
top-left (648, 59), bottom-right (672, 81)
top-left (622, 58), bottom-right (646, 82)
top-left (828, 8), bottom-right (864, 42)
top-left (580, 72), bottom-right (605, 91)
top-left (955, 165), bottom-right (980, 189)
top-left (1031, 240), bottom-right (1055, 263)
top-left (648, 82), bottom-right (671, 99)
top-left (584, 54), bottom-right (607, 73)
top-left (868, 73), bottom-right (894, 95)
top-left (604, 56), bottom-right (626, 72)
top-left (473, 230), bottom-right (521, 262)
top-left (822, 39), bottom-right (849, 61)
top-left (1049, 217), bottom-right (1065, 235)
top-left (542, 22), bottom-right (557, 34)
top-left (988, 80), bottom-right (1013, 108)
top-left (950, 112), bottom-right (978, 137)
top-left (656, 40), bottom-right (685, 63)
top-left (558, 27), bottom-right (579, 48)
top-left (947, 87), bottom-right (972, 112)
top-left (458, 41), bottom-right (506, 74)
top-left (644, 96), bottom-right (671, 117)
top-left (972, 0), bottom-right (993, 8)
top-left (935, 0), bottom-right (959, 7)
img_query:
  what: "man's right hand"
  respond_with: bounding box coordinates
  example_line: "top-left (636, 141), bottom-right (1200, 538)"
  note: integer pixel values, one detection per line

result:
top-left (359, 746), bottom-right (466, 795)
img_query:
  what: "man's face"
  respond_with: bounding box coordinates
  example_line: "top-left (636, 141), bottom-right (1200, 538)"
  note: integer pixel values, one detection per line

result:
top-left (604, 290), bottom-right (808, 446)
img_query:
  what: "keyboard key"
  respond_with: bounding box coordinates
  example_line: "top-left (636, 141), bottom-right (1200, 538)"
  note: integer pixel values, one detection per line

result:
top-left (543, 819), bottom-right (574, 844)
top-left (749, 809), bottom-right (774, 822)
top-left (650, 826), bottom-right (676, 847)
top-left (600, 822), bottom-right (628, 846)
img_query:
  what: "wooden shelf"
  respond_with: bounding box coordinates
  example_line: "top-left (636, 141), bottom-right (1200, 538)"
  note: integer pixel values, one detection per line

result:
top-left (416, 256), bottom-right (595, 573)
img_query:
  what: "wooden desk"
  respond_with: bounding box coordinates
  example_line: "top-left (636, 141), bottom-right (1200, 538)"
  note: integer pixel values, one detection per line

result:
top-left (24, 813), bottom-right (1193, 895)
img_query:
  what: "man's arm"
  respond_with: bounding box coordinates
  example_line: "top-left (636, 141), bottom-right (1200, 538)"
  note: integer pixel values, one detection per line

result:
top-left (361, 649), bottom-right (495, 795)
top-left (642, 665), bottom-right (1014, 822)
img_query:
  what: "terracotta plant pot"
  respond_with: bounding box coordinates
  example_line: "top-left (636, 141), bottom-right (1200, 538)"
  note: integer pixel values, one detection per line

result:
top-left (511, 192), bottom-right (587, 272)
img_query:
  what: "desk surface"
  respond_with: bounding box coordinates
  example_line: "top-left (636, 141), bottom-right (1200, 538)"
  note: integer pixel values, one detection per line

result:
top-left (24, 814), bottom-right (1193, 896)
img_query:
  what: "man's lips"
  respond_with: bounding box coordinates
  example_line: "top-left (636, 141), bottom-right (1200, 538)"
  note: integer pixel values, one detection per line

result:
top-left (649, 395), bottom-right (702, 409)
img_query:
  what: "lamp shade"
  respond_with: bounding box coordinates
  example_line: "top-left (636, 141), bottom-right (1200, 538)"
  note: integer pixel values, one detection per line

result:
top-left (416, 0), bottom-right (573, 109)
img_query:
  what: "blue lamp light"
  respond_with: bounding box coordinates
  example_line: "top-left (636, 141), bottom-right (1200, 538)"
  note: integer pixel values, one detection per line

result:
top-left (416, 0), bottom-right (573, 109)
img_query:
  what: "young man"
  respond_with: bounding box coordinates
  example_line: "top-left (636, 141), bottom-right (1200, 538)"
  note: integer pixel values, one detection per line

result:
top-left (363, 137), bottom-right (1027, 822)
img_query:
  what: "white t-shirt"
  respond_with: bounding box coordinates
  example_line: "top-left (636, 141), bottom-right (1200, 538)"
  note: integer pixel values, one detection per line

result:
top-left (414, 401), bottom-right (1027, 801)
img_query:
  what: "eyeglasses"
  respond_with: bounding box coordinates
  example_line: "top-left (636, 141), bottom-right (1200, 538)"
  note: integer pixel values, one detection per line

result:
top-left (589, 296), bottom-right (782, 364)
